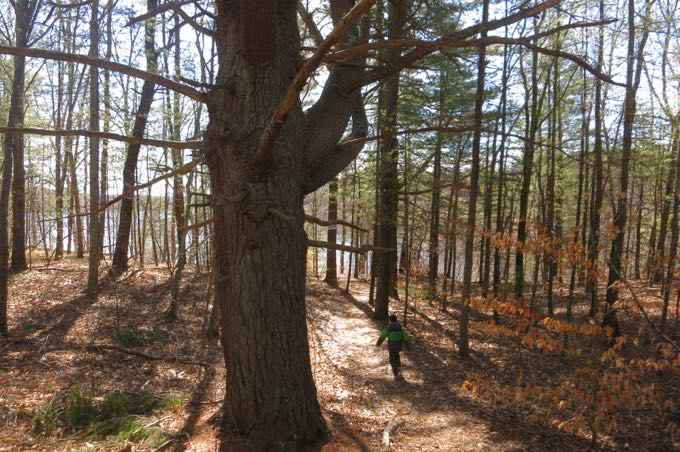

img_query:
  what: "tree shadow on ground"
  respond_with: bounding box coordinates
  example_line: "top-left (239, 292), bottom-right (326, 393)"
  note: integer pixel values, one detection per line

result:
top-left (174, 352), bottom-right (219, 451)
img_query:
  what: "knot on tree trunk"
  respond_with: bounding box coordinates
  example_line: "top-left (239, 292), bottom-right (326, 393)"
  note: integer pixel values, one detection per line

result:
top-left (242, 183), bottom-right (271, 224)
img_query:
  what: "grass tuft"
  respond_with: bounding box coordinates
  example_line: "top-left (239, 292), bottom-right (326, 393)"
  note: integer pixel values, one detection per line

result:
top-left (113, 326), bottom-right (168, 348)
top-left (29, 387), bottom-right (182, 449)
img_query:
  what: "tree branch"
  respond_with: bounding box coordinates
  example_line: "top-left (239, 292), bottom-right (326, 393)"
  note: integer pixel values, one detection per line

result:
top-left (325, 19), bottom-right (616, 63)
top-left (468, 36), bottom-right (625, 87)
top-left (0, 45), bottom-right (207, 102)
top-left (346, 0), bottom-right (562, 91)
top-left (304, 214), bottom-right (368, 232)
top-left (0, 127), bottom-right (201, 149)
top-left (298, 0), bottom-right (324, 46)
top-left (127, 0), bottom-right (196, 26)
top-left (99, 157), bottom-right (205, 212)
top-left (307, 240), bottom-right (392, 254)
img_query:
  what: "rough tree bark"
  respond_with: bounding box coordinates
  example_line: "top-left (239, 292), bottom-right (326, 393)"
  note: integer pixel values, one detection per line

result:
top-left (515, 42), bottom-right (541, 301)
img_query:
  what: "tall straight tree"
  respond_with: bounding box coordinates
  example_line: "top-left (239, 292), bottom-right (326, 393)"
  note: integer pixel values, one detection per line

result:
top-left (86, 0), bottom-right (101, 297)
top-left (1, 0), bottom-right (41, 332)
top-left (427, 68), bottom-right (446, 301)
top-left (324, 177), bottom-right (339, 285)
top-left (374, 0), bottom-right (407, 320)
top-left (111, 0), bottom-right (158, 274)
top-left (604, 0), bottom-right (651, 336)
top-left (168, 16), bottom-right (187, 319)
top-left (515, 43), bottom-right (541, 300)
top-left (8, 0), bottom-right (41, 271)
top-left (459, 0), bottom-right (488, 358)
top-left (587, 0), bottom-right (605, 316)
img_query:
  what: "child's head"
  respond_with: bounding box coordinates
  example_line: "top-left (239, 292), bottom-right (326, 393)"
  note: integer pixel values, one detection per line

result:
top-left (389, 314), bottom-right (398, 322)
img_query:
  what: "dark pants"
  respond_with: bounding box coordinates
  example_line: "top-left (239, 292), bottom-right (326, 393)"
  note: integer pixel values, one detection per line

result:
top-left (388, 349), bottom-right (401, 375)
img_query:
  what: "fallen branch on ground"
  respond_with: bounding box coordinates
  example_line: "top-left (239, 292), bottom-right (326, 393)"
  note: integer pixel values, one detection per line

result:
top-left (382, 420), bottom-right (401, 452)
top-left (618, 278), bottom-right (680, 353)
top-left (39, 343), bottom-right (208, 366)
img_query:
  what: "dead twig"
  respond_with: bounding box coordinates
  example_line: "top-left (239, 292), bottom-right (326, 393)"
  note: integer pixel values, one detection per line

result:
top-left (381, 420), bottom-right (401, 452)
top-left (40, 343), bottom-right (208, 366)
top-left (618, 278), bottom-right (680, 353)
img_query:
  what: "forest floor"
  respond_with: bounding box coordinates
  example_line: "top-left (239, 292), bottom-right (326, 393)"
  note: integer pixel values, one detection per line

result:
top-left (1, 258), bottom-right (679, 451)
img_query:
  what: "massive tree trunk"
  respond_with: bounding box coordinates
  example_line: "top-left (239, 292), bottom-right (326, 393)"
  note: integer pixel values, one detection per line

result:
top-left (204, 1), bottom-right (368, 448)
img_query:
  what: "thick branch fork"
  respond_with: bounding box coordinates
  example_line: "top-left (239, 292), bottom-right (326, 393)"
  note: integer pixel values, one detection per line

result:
top-left (253, 0), bottom-right (377, 167)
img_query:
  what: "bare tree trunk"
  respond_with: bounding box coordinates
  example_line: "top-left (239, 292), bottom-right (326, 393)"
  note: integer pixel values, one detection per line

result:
top-left (492, 39), bottom-right (510, 313)
top-left (660, 118), bottom-right (680, 332)
top-left (459, 0), bottom-right (488, 358)
top-left (86, 0), bottom-right (101, 297)
top-left (545, 53), bottom-right (560, 317)
top-left (99, 1), bottom-right (113, 258)
top-left (427, 69), bottom-right (445, 300)
top-left (0, 97), bottom-right (13, 335)
top-left (634, 182), bottom-right (644, 279)
top-left (587, 0), bottom-right (605, 316)
top-left (568, 69), bottom-right (589, 319)
top-left (324, 178), bottom-right (339, 285)
top-left (54, 58), bottom-right (65, 260)
top-left (168, 16), bottom-right (187, 319)
top-left (9, 0), bottom-right (39, 272)
top-left (515, 40), bottom-right (542, 301)
top-left (652, 147), bottom-right (676, 284)
top-left (111, 0), bottom-right (158, 274)
top-left (374, 0), bottom-right (407, 320)
top-left (604, 0), bottom-right (650, 337)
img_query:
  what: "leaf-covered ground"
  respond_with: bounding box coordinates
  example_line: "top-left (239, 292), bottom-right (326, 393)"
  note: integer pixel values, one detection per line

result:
top-left (1, 258), bottom-right (679, 451)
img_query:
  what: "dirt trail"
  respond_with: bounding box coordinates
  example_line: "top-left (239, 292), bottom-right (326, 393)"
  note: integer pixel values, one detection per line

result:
top-left (308, 280), bottom-right (528, 452)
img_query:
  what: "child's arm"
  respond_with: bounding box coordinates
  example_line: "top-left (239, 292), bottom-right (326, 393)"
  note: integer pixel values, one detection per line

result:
top-left (375, 329), bottom-right (388, 346)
